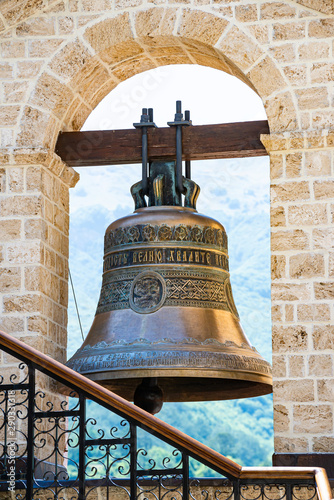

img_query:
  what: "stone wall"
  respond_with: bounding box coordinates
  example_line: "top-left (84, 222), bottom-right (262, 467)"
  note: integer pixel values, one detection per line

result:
top-left (0, 0), bottom-right (333, 457)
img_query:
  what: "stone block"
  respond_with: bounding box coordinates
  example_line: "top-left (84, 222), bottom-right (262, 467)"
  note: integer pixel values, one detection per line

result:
top-left (0, 317), bottom-right (24, 335)
top-left (270, 44), bottom-right (295, 63)
top-left (272, 325), bottom-right (308, 353)
top-left (25, 219), bottom-right (48, 241)
top-left (235, 4), bottom-right (257, 22)
top-left (7, 241), bottom-right (41, 265)
top-left (1, 0), bottom-right (44, 26)
top-left (288, 355), bottom-right (305, 378)
top-left (0, 169), bottom-right (5, 191)
top-left (274, 437), bottom-right (308, 453)
top-left (1, 40), bottom-right (25, 58)
top-left (271, 230), bottom-right (309, 251)
top-left (313, 228), bottom-right (334, 250)
top-left (272, 181), bottom-right (310, 203)
top-left (288, 204), bottom-right (327, 225)
top-left (298, 41), bottom-right (330, 60)
top-left (8, 167), bottom-right (24, 193)
top-left (58, 16), bottom-right (75, 34)
top-left (50, 39), bottom-right (91, 80)
top-left (99, 41), bottom-right (143, 66)
top-left (261, 3), bottom-right (296, 19)
top-left (308, 355), bottom-right (333, 377)
top-left (286, 153), bottom-right (302, 178)
top-left (84, 14), bottom-right (133, 53)
top-left (17, 61), bottom-right (46, 79)
top-left (0, 105), bottom-right (20, 127)
top-left (297, 303), bottom-right (330, 322)
top-left (312, 437), bottom-right (334, 453)
top-left (293, 405), bottom-right (333, 433)
top-left (314, 282), bottom-right (334, 300)
top-left (312, 110), bottom-right (334, 129)
top-left (0, 219), bottom-right (21, 241)
top-left (271, 255), bottom-right (286, 280)
top-left (0, 195), bottom-right (42, 217)
top-left (16, 17), bottom-right (55, 36)
top-left (274, 404), bottom-right (290, 432)
top-left (309, 19), bottom-right (334, 38)
top-left (71, 58), bottom-right (110, 101)
top-left (313, 180), bottom-right (334, 199)
top-left (305, 151), bottom-right (331, 176)
top-left (0, 62), bottom-right (14, 79)
top-left (3, 82), bottom-right (29, 103)
top-left (273, 22), bottom-right (306, 40)
top-left (16, 107), bottom-right (51, 148)
top-left (271, 206), bottom-right (285, 227)
top-left (31, 73), bottom-right (74, 120)
top-left (3, 294), bottom-right (41, 313)
top-left (270, 155), bottom-right (283, 179)
top-left (310, 63), bottom-right (334, 84)
top-left (274, 379), bottom-right (314, 402)
top-left (285, 304), bottom-right (294, 321)
top-left (112, 57), bottom-right (156, 82)
top-left (272, 283), bottom-right (311, 301)
top-left (27, 315), bottom-right (48, 336)
top-left (217, 26), bottom-right (262, 71)
top-left (296, 87), bottom-right (329, 110)
top-left (248, 25), bottom-right (269, 44)
top-left (272, 304), bottom-right (283, 322)
top-left (272, 354), bottom-right (286, 377)
top-left (82, 0), bottom-right (112, 9)
top-left (248, 57), bottom-right (285, 98)
top-left (265, 92), bottom-right (298, 131)
top-left (312, 325), bottom-right (334, 350)
top-left (289, 253), bottom-right (324, 279)
top-left (283, 65), bottom-right (307, 86)
top-left (28, 39), bottom-right (63, 58)
top-left (178, 10), bottom-right (228, 45)
top-left (0, 267), bottom-right (21, 292)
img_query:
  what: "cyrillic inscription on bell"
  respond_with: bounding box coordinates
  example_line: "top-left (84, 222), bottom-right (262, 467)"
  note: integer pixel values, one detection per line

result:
top-left (67, 103), bottom-right (272, 414)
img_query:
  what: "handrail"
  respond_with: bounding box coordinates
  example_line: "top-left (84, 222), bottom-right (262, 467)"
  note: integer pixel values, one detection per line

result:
top-left (0, 329), bottom-right (332, 500)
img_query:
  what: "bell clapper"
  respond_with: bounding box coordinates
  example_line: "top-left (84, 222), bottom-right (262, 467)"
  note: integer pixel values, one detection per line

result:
top-left (134, 377), bottom-right (164, 415)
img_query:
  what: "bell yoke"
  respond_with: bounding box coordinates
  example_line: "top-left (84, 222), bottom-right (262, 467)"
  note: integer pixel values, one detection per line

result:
top-left (66, 102), bottom-right (272, 414)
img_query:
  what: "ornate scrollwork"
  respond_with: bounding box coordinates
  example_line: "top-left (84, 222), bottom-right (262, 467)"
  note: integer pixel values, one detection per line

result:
top-left (104, 223), bottom-right (227, 250)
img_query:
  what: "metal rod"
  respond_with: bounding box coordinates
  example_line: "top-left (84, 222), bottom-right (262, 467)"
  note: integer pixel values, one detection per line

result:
top-left (185, 160), bottom-right (191, 179)
top-left (78, 393), bottom-right (86, 500)
top-left (26, 365), bottom-right (35, 500)
top-left (185, 110), bottom-right (191, 179)
top-left (176, 125), bottom-right (184, 194)
top-left (69, 268), bottom-right (84, 342)
top-left (130, 423), bottom-right (137, 500)
top-left (183, 453), bottom-right (189, 500)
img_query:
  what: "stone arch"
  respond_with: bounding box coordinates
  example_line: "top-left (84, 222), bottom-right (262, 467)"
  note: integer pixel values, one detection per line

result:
top-left (17, 9), bottom-right (300, 152)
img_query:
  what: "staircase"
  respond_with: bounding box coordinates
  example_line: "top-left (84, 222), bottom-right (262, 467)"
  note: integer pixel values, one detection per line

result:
top-left (0, 329), bottom-right (332, 500)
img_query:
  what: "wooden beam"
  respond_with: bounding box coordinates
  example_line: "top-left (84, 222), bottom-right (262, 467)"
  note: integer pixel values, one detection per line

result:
top-left (55, 120), bottom-right (269, 167)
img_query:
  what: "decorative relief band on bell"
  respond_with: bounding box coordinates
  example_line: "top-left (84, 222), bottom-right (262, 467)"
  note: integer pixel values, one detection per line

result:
top-left (103, 247), bottom-right (228, 273)
top-left (105, 224), bottom-right (227, 251)
top-left (96, 269), bottom-right (237, 316)
top-left (68, 350), bottom-right (272, 377)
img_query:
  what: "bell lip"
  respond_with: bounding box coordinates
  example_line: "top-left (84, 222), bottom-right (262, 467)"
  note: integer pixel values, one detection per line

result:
top-left (69, 367), bottom-right (272, 383)
top-left (60, 372), bottom-right (273, 401)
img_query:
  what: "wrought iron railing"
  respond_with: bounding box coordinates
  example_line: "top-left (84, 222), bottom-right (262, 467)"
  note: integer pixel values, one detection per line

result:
top-left (0, 329), bottom-right (332, 500)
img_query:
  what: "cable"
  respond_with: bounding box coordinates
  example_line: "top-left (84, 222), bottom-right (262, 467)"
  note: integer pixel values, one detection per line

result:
top-left (69, 268), bottom-right (85, 342)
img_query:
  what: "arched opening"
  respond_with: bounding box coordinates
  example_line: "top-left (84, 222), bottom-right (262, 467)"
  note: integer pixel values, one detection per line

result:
top-left (67, 63), bottom-right (273, 469)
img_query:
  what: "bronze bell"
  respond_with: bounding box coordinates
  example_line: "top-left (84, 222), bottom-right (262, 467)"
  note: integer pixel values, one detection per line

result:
top-left (67, 104), bottom-right (272, 414)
